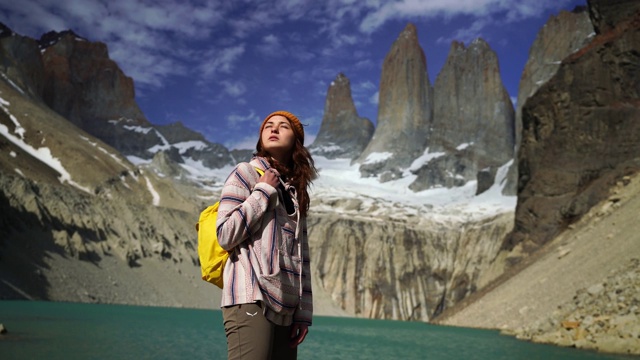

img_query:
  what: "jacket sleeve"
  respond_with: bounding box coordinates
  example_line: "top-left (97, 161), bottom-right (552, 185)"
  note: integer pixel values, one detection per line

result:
top-left (294, 216), bottom-right (313, 325)
top-left (216, 162), bottom-right (277, 250)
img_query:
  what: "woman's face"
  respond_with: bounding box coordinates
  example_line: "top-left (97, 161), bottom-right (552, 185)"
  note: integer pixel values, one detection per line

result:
top-left (261, 115), bottom-right (296, 159)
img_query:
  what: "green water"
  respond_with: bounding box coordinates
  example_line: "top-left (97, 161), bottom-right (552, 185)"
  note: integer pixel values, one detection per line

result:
top-left (0, 301), bottom-right (634, 359)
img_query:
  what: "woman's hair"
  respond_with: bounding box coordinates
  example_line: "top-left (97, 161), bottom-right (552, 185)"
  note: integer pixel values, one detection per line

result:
top-left (256, 116), bottom-right (317, 217)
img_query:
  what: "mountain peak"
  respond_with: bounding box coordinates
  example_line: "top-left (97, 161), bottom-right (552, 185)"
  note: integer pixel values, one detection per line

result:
top-left (309, 73), bottom-right (374, 160)
top-left (38, 29), bottom-right (88, 49)
top-left (356, 22), bottom-right (433, 181)
top-left (0, 22), bottom-right (15, 38)
top-left (400, 22), bottom-right (418, 39)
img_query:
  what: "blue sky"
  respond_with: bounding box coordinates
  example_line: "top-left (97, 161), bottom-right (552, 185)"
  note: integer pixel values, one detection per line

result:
top-left (1, 0), bottom-right (586, 150)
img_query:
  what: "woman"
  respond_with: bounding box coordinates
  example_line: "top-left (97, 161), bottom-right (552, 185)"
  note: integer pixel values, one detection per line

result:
top-left (216, 110), bottom-right (316, 359)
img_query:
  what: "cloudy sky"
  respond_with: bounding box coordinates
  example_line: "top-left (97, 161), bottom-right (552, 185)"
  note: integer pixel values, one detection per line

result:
top-left (1, 0), bottom-right (586, 150)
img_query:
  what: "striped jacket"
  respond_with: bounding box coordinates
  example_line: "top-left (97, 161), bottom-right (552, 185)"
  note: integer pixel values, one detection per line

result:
top-left (216, 156), bottom-right (313, 326)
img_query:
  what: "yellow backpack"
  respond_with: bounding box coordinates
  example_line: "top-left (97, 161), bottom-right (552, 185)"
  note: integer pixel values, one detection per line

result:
top-left (196, 167), bottom-right (264, 288)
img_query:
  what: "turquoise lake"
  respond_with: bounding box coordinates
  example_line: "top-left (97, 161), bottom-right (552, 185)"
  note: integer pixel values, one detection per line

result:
top-left (0, 301), bottom-right (635, 359)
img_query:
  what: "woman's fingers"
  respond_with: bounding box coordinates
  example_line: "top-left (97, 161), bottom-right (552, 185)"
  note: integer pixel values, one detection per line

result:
top-left (258, 169), bottom-right (279, 187)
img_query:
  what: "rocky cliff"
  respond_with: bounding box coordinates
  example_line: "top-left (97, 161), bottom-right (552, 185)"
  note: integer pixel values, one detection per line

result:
top-left (39, 30), bottom-right (156, 158)
top-left (505, 0), bottom-right (640, 251)
top-left (409, 39), bottom-right (514, 192)
top-left (503, 7), bottom-right (594, 195)
top-left (1, 27), bottom-right (234, 167)
top-left (308, 202), bottom-right (513, 321)
top-left (356, 23), bottom-right (433, 181)
top-left (0, 24), bottom-right (45, 101)
top-left (309, 73), bottom-right (374, 160)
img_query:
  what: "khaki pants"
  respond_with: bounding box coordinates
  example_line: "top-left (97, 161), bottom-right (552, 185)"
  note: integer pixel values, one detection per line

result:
top-left (222, 302), bottom-right (297, 360)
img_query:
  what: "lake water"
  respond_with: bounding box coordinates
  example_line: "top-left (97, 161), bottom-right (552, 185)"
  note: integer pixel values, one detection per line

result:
top-left (0, 301), bottom-right (635, 359)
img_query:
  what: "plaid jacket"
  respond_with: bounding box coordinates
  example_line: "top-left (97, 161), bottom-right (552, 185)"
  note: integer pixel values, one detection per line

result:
top-left (216, 157), bottom-right (313, 326)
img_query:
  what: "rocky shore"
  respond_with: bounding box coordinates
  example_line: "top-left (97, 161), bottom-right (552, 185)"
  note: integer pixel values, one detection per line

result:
top-left (506, 258), bottom-right (640, 355)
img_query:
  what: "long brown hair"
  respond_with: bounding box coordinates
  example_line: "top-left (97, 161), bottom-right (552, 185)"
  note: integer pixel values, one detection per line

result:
top-left (256, 132), bottom-right (317, 217)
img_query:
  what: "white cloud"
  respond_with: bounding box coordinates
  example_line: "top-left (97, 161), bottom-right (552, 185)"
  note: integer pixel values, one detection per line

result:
top-left (220, 80), bottom-right (247, 97)
top-left (369, 90), bottom-right (379, 105)
top-left (226, 110), bottom-right (259, 129)
top-left (436, 18), bottom-right (490, 45)
top-left (257, 34), bottom-right (282, 56)
top-left (1, 0), bottom-right (576, 94)
top-left (1, 0), bottom-right (226, 90)
top-left (358, 0), bottom-right (577, 33)
top-left (198, 44), bottom-right (246, 79)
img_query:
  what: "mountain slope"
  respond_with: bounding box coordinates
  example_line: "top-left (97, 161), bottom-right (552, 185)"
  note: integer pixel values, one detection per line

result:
top-left (437, 172), bottom-right (640, 354)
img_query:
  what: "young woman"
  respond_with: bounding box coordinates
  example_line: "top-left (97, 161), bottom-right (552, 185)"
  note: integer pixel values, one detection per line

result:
top-left (216, 110), bottom-right (317, 359)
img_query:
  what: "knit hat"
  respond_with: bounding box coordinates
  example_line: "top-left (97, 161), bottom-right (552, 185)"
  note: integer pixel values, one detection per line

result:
top-left (260, 110), bottom-right (304, 145)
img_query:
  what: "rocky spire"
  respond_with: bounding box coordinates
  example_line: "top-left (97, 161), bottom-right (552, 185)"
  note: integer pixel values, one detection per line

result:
top-left (409, 38), bottom-right (514, 191)
top-left (356, 23), bottom-right (433, 181)
top-left (433, 39), bottom-right (514, 163)
top-left (309, 73), bottom-right (374, 160)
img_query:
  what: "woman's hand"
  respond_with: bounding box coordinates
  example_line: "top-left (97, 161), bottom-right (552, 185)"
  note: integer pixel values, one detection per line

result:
top-left (258, 168), bottom-right (280, 188)
top-left (289, 323), bottom-right (309, 348)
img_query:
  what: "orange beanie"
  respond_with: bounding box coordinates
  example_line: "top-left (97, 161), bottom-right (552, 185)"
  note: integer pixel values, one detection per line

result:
top-left (260, 110), bottom-right (304, 145)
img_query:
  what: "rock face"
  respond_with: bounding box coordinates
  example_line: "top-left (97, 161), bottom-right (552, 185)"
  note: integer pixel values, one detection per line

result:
top-left (308, 202), bottom-right (514, 321)
top-left (309, 73), bottom-right (374, 160)
top-left (0, 28), bottom-right (234, 167)
top-left (588, 0), bottom-right (640, 33)
top-left (409, 39), bottom-right (514, 192)
top-left (503, 7), bottom-right (594, 195)
top-left (356, 23), bottom-right (433, 181)
top-left (154, 121), bottom-right (234, 169)
top-left (39, 30), bottom-right (157, 158)
top-left (0, 23), bottom-right (45, 101)
top-left (506, 0), bottom-right (640, 250)
top-left (156, 121), bottom-right (207, 144)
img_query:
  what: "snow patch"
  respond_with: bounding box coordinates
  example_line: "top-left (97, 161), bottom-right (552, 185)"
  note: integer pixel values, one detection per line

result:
top-left (0, 72), bottom-right (25, 95)
top-left (80, 135), bottom-right (130, 170)
top-left (143, 174), bottom-right (160, 206)
top-left (409, 148), bottom-right (445, 171)
top-left (364, 152), bottom-right (393, 164)
top-left (126, 155), bottom-right (151, 166)
top-left (0, 96), bottom-right (91, 193)
top-left (123, 125), bottom-right (153, 134)
top-left (310, 156), bottom-right (516, 222)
